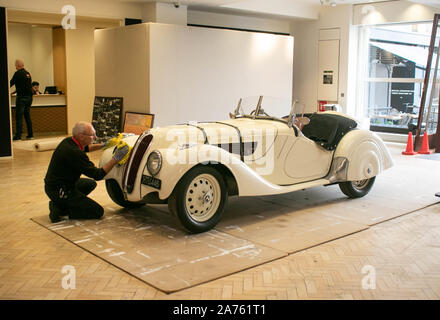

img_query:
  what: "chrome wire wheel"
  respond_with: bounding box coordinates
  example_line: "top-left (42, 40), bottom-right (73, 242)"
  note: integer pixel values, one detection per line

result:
top-left (352, 179), bottom-right (370, 190)
top-left (339, 177), bottom-right (376, 199)
top-left (170, 166), bottom-right (228, 233)
top-left (185, 173), bottom-right (221, 222)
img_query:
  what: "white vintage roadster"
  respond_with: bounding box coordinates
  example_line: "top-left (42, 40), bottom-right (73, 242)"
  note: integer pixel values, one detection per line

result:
top-left (100, 96), bottom-right (393, 233)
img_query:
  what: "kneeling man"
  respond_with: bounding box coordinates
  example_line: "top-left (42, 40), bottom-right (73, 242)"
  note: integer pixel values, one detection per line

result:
top-left (44, 121), bottom-right (128, 222)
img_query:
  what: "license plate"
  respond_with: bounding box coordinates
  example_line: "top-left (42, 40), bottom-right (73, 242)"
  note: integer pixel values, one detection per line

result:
top-left (141, 175), bottom-right (161, 189)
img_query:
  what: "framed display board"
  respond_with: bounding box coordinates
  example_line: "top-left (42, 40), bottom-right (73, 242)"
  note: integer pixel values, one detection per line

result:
top-left (91, 96), bottom-right (123, 142)
top-left (123, 112), bottom-right (155, 135)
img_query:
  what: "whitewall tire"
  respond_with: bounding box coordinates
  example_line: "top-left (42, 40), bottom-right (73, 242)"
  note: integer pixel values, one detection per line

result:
top-left (168, 166), bottom-right (227, 233)
top-left (339, 177), bottom-right (376, 198)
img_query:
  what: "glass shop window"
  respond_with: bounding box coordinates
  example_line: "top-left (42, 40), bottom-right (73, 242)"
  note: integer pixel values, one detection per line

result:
top-left (359, 22), bottom-right (438, 134)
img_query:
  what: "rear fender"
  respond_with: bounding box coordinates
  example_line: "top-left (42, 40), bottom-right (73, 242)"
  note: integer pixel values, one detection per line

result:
top-left (334, 130), bottom-right (393, 181)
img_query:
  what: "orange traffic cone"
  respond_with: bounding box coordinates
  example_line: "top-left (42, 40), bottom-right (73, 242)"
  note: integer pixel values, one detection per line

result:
top-left (402, 132), bottom-right (417, 155)
top-left (418, 132), bottom-right (433, 154)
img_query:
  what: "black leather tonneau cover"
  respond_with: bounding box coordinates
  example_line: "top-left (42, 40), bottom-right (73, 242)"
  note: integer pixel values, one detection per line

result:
top-left (301, 113), bottom-right (357, 150)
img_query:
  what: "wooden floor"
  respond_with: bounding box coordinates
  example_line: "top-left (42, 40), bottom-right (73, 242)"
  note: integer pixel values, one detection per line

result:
top-left (1, 142), bottom-right (440, 300)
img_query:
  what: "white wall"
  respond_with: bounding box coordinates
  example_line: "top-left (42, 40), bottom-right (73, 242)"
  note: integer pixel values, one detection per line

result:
top-left (142, 2), bottom-right (188, 25)
top-left (221, 0), bottom-right (320, 20)
top-left (156, 2), bottom-right (187, 25)
top-left (64, 20), bottom-right (97, 130)
top-left (290, 5), bottom-right (354, 115)
top-left (7, 23), bottom-right (31, 82)
top-left (95, 23), bottom-right (293, 127)
top-left (319, 5), bottom-right (354, 116)
top-left (95, 24), bottom-right (150, 114)
top-left (290, 20), bottom-right (318, 114)
top-left (353, 0), bottom-right (440, 26)
top-left (0, 0), bottom-right (142, 20)
top-left (8, 23), bottom-right (54, 91)
top-left (149, 24), bottom-right (293, 126)
top-left (30, 26), bottom-right (54, 91)
top-left (187, 10), bottom-right (291, 34)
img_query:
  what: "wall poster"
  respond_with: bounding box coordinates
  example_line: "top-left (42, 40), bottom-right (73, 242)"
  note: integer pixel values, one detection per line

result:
top-left (91, 96), bottom-right (123, 142)
top-left (123, 112), bottom-right (155, 135)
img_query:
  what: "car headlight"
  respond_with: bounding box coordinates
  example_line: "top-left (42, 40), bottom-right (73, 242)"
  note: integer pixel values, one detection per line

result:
top-left (147, 150), bottom-right (162, 176)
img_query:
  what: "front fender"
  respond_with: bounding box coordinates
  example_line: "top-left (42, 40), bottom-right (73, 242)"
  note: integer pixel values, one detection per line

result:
top-left (99, 146), bottom-right (125, 181)
top-left (139, 144), bottom-right (237, 200)
top-left (334, 130), bottom-right (393, 181)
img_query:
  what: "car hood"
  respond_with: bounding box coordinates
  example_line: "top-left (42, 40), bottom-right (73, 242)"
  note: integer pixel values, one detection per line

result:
top-left (140, 118), bottom-right (285, 149)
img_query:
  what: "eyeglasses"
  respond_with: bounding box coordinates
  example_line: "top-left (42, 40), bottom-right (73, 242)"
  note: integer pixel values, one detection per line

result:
top-left (81, 132), bottom-right (96, 137)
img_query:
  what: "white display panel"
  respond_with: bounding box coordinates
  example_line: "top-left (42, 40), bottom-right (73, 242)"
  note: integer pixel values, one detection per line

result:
top-left (95, 23), bottom-right (293, 127)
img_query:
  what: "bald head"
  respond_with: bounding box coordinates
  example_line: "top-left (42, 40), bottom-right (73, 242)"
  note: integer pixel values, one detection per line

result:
top-left (72, 122), bottom-right (97, 146)
top-left (72, 121), bottom-right (93, 137)
top-left (15, 59), bottom-right (24, 70)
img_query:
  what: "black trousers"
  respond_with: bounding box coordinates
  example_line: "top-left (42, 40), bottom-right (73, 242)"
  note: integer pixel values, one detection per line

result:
top-left (45, 178), bottom-right (104, 219)
top-left (15, 96), bottom-right (33, 138)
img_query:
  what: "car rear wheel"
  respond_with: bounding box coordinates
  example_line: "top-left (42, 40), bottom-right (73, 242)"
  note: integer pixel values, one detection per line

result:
top-left (339, 177), bottom-right (376, 198)
top-left (105, 179), bottom-right (145, 209)
top-left (169, 166), bottom-right (227, 233)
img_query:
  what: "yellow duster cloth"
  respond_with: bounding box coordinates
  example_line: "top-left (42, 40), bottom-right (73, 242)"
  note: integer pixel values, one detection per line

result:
top-left (103, 133), bottom-right (132, 165)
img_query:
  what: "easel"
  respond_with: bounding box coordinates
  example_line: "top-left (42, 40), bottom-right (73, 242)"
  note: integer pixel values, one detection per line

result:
top-left (414, 14), bottom-right (440, 152)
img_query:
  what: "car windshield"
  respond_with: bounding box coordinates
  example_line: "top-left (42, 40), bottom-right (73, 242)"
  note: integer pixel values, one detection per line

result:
top-left (231, 96), bottom-right (305, 123)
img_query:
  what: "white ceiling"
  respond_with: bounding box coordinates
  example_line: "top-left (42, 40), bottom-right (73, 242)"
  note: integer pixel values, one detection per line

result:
top-left (114, 0), bottom-right (440, 20)
top-left (119, 0), bottom-right (385, 6)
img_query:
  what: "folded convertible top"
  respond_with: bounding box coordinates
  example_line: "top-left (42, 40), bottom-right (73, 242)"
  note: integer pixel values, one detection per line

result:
top-left (301, 113), bottom-right (358, 150)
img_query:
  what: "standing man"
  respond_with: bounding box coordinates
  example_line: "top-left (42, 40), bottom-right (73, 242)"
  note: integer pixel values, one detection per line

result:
top-left (44, 122), bottom-right (129, 223)
top-left (10, 59), bottom-right (33, 140)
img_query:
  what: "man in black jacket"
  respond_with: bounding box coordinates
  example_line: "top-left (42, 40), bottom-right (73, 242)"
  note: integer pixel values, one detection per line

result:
top-left (10, 59), bottom-right (33, 140)
top-left (44, 121), bottom-right (129, 222)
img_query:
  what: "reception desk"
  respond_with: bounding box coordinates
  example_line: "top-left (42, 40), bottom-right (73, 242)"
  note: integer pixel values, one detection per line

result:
top-left (11, 94), bottom-right (67, 135)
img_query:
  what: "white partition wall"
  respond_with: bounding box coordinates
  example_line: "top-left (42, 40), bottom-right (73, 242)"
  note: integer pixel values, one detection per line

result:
top-left (95, 23), bottom-right (293, 127)
top-left (95, 24), bottom-right (150, 117)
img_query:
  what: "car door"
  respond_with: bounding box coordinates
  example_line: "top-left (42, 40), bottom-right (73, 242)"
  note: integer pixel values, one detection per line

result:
top-left (283, 133), bottom-right (334, 182)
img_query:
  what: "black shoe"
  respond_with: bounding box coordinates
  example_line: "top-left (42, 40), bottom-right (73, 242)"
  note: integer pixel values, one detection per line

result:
top-left (26, 136), bottom-right (34, 140)
top-left (13, 136), bottom-right (21, 141)
top-left (49, 201), bottom-right (62, 223)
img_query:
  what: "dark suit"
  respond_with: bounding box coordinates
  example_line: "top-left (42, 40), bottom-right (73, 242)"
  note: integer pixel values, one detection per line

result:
top-left (10, 68), bottom-right (33, 139)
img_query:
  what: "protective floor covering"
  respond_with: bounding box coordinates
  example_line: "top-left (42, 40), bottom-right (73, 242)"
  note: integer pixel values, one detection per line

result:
top-left (31, 144), bottom-right (440, 293)
top-left (13, 137), bottom-right (66, 152)
top-left (216, 152), bottom-right (440, 252)
top-left (416, 153), bottom-right (440, 161)
top-left (31, 208), bottom-right (286, 293)
top-left (218, 196), bottom-right (369, 253)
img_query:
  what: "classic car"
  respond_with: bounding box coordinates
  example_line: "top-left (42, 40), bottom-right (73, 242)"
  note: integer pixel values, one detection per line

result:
top-left (100, 96), bottom-right (393, 233)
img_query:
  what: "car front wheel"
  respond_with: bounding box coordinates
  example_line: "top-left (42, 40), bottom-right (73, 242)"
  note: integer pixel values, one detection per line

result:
top-left (168, 166), bottom-right (227, 233)
top-left (105, 179), bottom-right (145, 209)
top-left (339, 177), bottom-right (376, 198)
